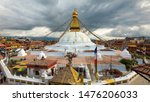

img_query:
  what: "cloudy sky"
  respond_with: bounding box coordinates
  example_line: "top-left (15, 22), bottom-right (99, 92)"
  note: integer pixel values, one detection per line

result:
top-left (0, 0), bottom-right (150, 37)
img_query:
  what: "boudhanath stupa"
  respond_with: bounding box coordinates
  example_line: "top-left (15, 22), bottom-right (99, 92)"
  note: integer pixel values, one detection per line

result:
top-left (30, 9), bottom-right (130, 59)
top-left (44, 9), bottom-right (104, 54)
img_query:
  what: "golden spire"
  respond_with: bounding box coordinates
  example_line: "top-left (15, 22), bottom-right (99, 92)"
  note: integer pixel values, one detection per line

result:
top-left (70, 9), bottom-right (80, 32)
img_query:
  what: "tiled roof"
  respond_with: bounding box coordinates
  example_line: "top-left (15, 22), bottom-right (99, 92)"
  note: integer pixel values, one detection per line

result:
top-left (50, 65), bottom-right (81, 85)
top-left (27, 59), bottom-right (57, 69)
top-left (132, 64), bottom-right (150, 76)
top-left (0, 43), bottom-right (6, 47)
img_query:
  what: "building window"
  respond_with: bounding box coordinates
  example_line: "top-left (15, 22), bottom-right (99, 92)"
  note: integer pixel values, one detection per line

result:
top-left (116, 81), bottom-right (121, 85)
top-left (123, 80), bottom-right (127, 83)
top-left (10, 79), bottom-right (14, 82)
top-left (35, 71), bottom-right (40, 76)
top-left (34, 83), bottom-right (39, 85)
top-left (27, 82), bottom-right (32, 85)
top-left (16, 80), bottom-right (20, 82)
top-left (21, 80), bottom-right (26, 84)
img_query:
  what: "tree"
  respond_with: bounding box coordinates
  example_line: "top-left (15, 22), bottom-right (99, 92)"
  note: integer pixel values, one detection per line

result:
top-left (65, 52), bottom-right (77, 65)
top-left (120, 58), bottom-right (137, 71)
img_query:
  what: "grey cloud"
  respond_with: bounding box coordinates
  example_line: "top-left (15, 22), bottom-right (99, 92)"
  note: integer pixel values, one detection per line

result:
top-left (0, 0), bottom-right (150, 37)
top-left (106, 25), bottom-right (150, 37)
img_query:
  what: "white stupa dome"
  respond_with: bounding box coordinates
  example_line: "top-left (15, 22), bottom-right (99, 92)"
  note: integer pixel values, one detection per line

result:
top-left (120, 49), bottom-right (131, 59)
top-left (57, 32), bottom-right (95, 46)
top-left (17, 49), bottom-right (27, 56)
top-left (37, 51), bottom-right (47, 59)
